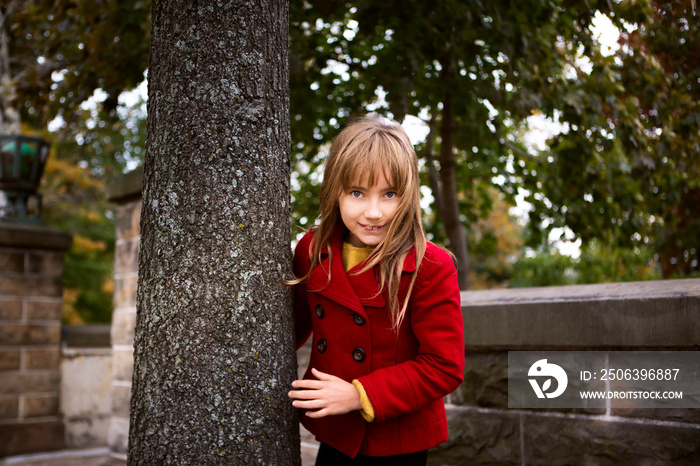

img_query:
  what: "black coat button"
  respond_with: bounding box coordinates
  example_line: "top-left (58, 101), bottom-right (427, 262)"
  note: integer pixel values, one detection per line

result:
top-left (353, 313), bottom-right (365, 326)
top-left (352, 347), bottom-right (366, 362)
top-left (317, 339), bottom-right (327, 353)
top-left (315, 304), bottom-right (324, 318)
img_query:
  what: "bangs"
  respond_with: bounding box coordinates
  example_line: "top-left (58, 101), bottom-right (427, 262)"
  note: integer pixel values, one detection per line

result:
top-left (338, 129), bottom-right (414, 195)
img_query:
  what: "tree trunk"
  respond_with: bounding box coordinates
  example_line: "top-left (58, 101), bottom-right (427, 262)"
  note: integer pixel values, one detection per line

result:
top-left (129, 1), bottom-right (299, 464)
top-left (423, 114), bottom-right (445, 223)
top-left (0, 5), bottom-right (20, 134)
top-left (439, 92), bottom-right (470, 290)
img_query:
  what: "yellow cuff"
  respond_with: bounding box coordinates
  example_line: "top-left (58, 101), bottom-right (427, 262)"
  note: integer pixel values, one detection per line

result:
top-left (352, 379), bottom-right (375, 423)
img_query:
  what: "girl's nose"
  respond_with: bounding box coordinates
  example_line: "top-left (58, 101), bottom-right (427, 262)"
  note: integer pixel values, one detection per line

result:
top-left (365, 202), bottom-right (382, 219)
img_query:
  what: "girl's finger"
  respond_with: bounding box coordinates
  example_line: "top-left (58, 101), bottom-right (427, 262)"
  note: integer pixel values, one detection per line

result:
top-left (304, 408), bottom-right (329, 419)
top-left (291, 379), bottom-right (325, 390)
top-left (292, 399), bottom-right (325, 410)
top-left (311, 368), bottom-right (340, 381)
top-left (289, 387), bottom-right (326, 400)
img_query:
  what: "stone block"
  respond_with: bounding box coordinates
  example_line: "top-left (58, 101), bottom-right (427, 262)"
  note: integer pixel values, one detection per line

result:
top-left (63, 324), bottom-right (111, 348)
top-left (115, 201), bottom-right (142, 240)
top-left (428, 406), bottom-right (522, 465)
top-left (0, 223), bottom-right (72, 252)
top-left (106, 166), bottom-right (143, 205)
top-left (113, 276), bottom-right (138, 308)
top-left (65, 412), bottom-right (110, 449)
top-left (462, 279), bottom-right (700, 349)
top-left (24, 349), bottom-right (60, 370)
top-left (611, 407), bottom-right (700, 425)
top-left (522, 413), bottom-right (700, 465)
top-left (0, 371), bottom-right (60, 395)
top-left (0, 420), bottom-right (65, 457)
top-left (27, 251), bottom-right (65, 276)
top-left (0, 397), bottom-right (18, 419)
top-left (0, 299), bottom-right (22, 320)
top-left (0, 350), bottom-right (20, 371)
top-left (111, 309), bottom-right (136, 346)
top-left (60, 351), bottom-right (111, 448)
top-left (115, 238), bottom-right (140, 274)
top-left (112, 348), bottom-right (134, 382)
top-left (0, 251), bottom-right (24, 273)
top-left (0, 275), bottom-right (63, 298)
top-left (601, 351), bottom-right (700, 414)
top-left (507, 351), bottom-right (606, 414)
top-left (108, 416), bottom-right (130, 454)
top-left (23, 394), bottom-right (60, 418)
top-left (25, 300), bottom-right (62, 321)
top-left (450, 352), bottom-right (509, 408)
top-left (0, 323), bottom-right (60, 346)
top-left (61, 353), bottom-right (112, 416)
top-left (111, 384), bottom-right (132, 418)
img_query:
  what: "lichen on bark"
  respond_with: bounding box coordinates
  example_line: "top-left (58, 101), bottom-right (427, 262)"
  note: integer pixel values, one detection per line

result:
top-left (129, 1), bottom-right (298, 464)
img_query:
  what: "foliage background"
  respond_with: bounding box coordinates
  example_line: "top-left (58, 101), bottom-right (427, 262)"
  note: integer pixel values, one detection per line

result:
top-left (1, 0), bottom-right (697, 322)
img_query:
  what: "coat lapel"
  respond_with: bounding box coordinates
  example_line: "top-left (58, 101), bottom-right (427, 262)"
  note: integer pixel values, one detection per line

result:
top-left (307, 246), bottom-right (366, 314)
top-left (347, 263), bottom-right (384, 309)
top-left (306, 227), bottom-right (384, 315)
top-left (306, 226), bottom-right (419, 314)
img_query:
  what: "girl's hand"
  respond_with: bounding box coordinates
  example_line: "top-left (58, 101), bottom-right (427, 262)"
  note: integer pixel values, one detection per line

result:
top-left (288, 368), bottom-right (362, 418)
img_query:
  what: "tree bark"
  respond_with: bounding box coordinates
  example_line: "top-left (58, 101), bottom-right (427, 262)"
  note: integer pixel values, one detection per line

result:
top-left (439, 92), bottom-right (470, 290)
top-left (129, 1), bottom-right (299, 464)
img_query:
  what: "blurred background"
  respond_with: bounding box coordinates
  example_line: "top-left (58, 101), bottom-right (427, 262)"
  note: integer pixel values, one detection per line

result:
top-left (0, 0), bottom-right (697, 323)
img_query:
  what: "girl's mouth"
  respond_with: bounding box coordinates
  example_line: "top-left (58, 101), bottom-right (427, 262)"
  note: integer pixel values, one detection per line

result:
top-left (362, 224), bottom-right (382, 231)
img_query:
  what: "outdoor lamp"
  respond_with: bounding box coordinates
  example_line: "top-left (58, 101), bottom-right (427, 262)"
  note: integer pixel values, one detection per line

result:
top-left (0, 135), bottom-right (51, 223)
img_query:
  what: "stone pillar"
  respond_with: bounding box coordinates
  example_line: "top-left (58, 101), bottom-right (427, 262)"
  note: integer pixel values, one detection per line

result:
top-left (0, 222), bottom-right (72, 457)
top-left (105, 166), bottom-right (142, 458)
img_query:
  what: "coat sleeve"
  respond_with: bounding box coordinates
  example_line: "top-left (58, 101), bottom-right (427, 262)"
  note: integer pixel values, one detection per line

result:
top-left (356, 246), bottom-right (464, 422)
top-left (293, 232), bottom-right (314, 350)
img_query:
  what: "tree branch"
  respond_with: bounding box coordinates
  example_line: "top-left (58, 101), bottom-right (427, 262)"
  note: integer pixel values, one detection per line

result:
top-left (500, 139), bottom-right (544, 164)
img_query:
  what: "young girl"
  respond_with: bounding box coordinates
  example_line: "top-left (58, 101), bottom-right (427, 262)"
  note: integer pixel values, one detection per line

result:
top-left (288, 116), bottom-right (464, 465)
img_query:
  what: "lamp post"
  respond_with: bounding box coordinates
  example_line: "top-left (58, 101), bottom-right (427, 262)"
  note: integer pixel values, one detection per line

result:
top-left (0, 134), bottom-right (51, 223)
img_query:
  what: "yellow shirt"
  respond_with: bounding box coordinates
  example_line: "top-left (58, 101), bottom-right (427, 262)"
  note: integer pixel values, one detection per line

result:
top-left (342, 241), bottom-right (374, 272)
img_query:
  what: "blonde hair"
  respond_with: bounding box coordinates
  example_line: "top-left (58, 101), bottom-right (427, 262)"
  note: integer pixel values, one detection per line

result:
top-left (296, 116), bottom-right (426, 330)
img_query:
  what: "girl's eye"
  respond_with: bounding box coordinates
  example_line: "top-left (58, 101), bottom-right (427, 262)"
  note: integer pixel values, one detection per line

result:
top-left (350, 190), bottom-right (362, 198)
top-left (385, 191), bottom-right (397, 199)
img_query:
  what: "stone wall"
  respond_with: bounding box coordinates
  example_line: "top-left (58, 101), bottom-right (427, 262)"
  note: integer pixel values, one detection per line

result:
top-left (430, 280), bottom-right (700, 465)
top-left (0, 222), bottom-right (72, 457)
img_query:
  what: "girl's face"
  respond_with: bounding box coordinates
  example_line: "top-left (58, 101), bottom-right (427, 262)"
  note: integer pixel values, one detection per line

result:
top-left (338, 172), bottom-right (400, 247)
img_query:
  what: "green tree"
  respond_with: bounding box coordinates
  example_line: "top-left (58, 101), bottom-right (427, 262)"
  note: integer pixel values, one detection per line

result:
top-left (522, 0), bottom-right (699, 278)
top-left (288, 0), bottom-right (625, 288)
top-left (40, 98), bottom-right (146, 323)
top-left (510, 242), bottom-right (661, 288)
top-left (289, 0), bottom-right (699, 288)
top-left (3, 0), bottom-right (149, 128)
top-left (6, 0), bottom-right (698, 296)
top-left (41, 144), bottom-right (115, 324)
top-left (511, 250), bottom-right (576, 288)
top-left (0, 1), bottom-right (149, 322)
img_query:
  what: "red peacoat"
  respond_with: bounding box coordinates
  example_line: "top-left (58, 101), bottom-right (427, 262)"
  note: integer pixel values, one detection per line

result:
top-left (293, 227), bottom-right (465, 458)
